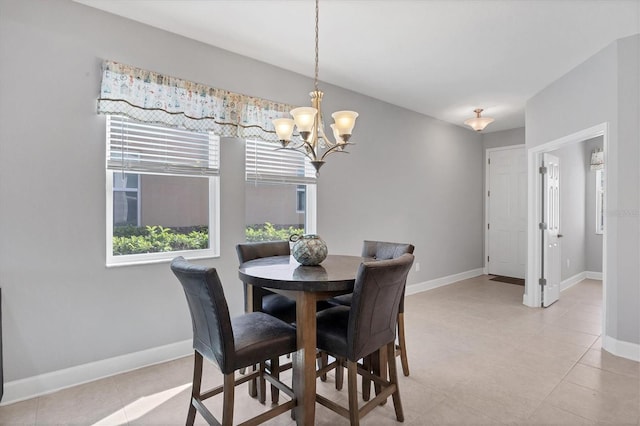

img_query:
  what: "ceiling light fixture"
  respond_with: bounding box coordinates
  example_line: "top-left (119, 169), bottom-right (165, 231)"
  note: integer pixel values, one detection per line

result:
top-left (464, 108), bottom-right (494, 132)
top-left (272, 0), bottom-right (358, 174)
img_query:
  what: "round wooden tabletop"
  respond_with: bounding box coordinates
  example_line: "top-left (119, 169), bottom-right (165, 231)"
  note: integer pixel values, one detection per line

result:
top-left (238, 254), bottom-right (364, 292)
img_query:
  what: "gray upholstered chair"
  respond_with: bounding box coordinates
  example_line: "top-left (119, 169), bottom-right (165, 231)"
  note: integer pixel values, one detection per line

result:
top-left (314, 253), bottom-right (415, 425)
top-left (170, 257), bottom-right (296, 426)
top-left (328, 240), bottom-right (415, 390)
top-left (236, 241), bottom-right (336, 393)
top-left (236, 241), bottom-right (298, 324)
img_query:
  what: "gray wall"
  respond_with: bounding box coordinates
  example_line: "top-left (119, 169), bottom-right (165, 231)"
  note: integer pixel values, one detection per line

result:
top-left (526, 35), bottom-right (639, 346)
top-left (483, 127), bottom-right (525, 150)
top-left (0, 0), bottom-right (484, 384)
top-left (585, 137), bottom-right (604, 273)
top-left (548, 144), bottom-right (587, 281)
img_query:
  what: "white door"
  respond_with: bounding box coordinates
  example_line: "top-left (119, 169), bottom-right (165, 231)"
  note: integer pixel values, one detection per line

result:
top-left (487, 147), bottom-right (527, 278)
top-left (542, 153), bottom-right (561, 307)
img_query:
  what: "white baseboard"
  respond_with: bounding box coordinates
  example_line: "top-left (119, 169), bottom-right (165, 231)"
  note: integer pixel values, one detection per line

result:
top-left (586, 271), bottom-right (603, 280)
top-left (405, 268), bottom-right (484, 296)
top-left (603, 335), bottom-right (640, 362)
top-left (2, 339), bottom-right (193, 406)
top-left (560, 272), bottom-right (587, 291)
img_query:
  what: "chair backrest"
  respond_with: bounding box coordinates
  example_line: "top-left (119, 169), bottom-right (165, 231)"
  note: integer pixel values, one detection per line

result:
top-left (362, 240), bottom-right (415, 312)
top-left (362, 240), bottom-right (415, 260)
top-left (347, 253), bottom-right (415, 361)
top-left (236, 240), bottom-right (291, 264)
top-left (170, 256), bottom-right (236, 374)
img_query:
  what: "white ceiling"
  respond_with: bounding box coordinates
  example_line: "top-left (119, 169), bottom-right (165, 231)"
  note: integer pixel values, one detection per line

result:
top-left (75, 0), bottom-right (639, 133)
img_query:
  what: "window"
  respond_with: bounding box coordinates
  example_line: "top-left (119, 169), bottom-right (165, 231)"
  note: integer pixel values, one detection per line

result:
top-left (106, 116), bottom-right (220, 266)
top-left (296, 185), bottom-right (306, 213)
top-left (245, 139), bottom-right (316, 242)
top-left (595, 169), bottom-right (604, 234)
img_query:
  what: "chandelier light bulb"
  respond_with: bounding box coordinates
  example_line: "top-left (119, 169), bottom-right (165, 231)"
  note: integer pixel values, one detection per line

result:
top-left (273, 118), bottom-right (295, 143)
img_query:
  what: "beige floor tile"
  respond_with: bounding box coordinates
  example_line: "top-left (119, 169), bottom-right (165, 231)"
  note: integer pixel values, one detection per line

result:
top-left (34, 376), bottom-right (127, 425)
top-left (546, 380), bottom-right (640, 424)
top-left (565, 363), bottom-right (640, 400)
top-left (526, 401), bottom-right (596, 425)
top-left (579, 348), bottom-right (640, 378)
top-left (3, 278), bottom-right (632, 426)
top-left (0, 398), bottom-right (38, 426)
top-left (447, 377), bottom-right (545, 423)
top-left (418, 397), bottom-right (503, 425)
top-left (539, 324), bottom-right (600, 348)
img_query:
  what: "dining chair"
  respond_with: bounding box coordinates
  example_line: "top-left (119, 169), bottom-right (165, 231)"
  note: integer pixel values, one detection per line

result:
top-left (327, 240), bottom-right (415, 391)
top-left (236, 240), bottom-right (334, 398)
top-left (170, 257), bottom-right (297, 426)
top-left (236, 241), bottom-right (297, 323)
top-left (314, 253), bottom-right (415, 425)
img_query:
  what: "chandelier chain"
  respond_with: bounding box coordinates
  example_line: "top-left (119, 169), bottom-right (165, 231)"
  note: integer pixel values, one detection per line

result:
top-left (314, 0), bottom-right (319, 91)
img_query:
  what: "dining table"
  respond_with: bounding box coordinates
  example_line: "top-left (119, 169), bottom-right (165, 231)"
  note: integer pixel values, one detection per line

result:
top-left (238, 254), bottom-right (365, 425)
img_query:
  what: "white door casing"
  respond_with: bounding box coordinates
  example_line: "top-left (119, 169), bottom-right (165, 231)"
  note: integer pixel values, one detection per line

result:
top-left (486, 146), bottom-right (527, 278)
top-left (541, 153), bottom-right (561, 307)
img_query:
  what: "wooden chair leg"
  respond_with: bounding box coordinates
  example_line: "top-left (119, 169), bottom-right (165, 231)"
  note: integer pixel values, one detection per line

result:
top-left (386, 342), bottom-right (404, 422)
top-left (258, 362), bottom-right (267, 404)
top-left (187, 352), bottom-right (203, 426)
top-left (270, 357), bottom-right (280, 404)
top-left (397, 312), bottom-right (410, 376)
top-left (335, 357), bottom-right (344, 391)
top-left (369, 349), bottom-right (383, 402)
top-left (361, 355), bottom-right (371, 401)
top-left (222, 373), bottom-right (236, 426)
top-left (347, 360), bottom-right (360, 426)
top-left (248, 364), bottom-right (258, 397)
top-left (319, 352), bottom-right (328, 381)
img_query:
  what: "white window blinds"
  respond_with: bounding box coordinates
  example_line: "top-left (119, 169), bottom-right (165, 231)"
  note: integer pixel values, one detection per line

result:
top-left (107, 115), bottom-right (219, 176)
top-left (246, 139), bottom-right (316, 184)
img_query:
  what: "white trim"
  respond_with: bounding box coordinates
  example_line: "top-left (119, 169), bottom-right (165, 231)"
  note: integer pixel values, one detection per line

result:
top-left (560, 272), bottom-right (587, 291)
top-left (586, 271), bottom-right (603, 280)
top-left (1, 340), bottom-right (193, 406)
top-left (484, 144), bottom-right (526, 275)
top-left (525, 123), bottom-right (609, 311)
top-left (405, 268), bottom-right (484, 296)
top-left (602, 335), bottom-right (640, 362)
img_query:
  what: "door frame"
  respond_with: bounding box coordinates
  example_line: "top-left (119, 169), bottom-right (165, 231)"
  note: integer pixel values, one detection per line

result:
top-left (524, 123), bottom-right (609, 316)
top-left (484, 144), bottom-right (526, 276)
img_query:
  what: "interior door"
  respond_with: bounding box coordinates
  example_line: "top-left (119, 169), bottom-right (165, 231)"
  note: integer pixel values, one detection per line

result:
top-left (487, 147), bottom-right (527, 278)
top-left (542, 153), bottom-right (561, 307)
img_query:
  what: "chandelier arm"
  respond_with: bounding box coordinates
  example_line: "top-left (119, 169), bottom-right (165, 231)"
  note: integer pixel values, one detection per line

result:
top-left (319, 142), bottom-right (352, 161)
top-left (317, 121), bottom-right (338, 148)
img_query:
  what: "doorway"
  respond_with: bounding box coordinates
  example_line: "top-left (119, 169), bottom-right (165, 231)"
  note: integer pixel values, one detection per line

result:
top-left (485, 145), bottom-right (527, 279)
top-left (525, 123), bottom-right (608, 332)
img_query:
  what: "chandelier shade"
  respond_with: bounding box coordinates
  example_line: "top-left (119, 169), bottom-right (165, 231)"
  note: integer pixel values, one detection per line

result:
top-left (464, 108), bottom-right (494, 132)
top-left (272, 0), bottom-right (359, 173)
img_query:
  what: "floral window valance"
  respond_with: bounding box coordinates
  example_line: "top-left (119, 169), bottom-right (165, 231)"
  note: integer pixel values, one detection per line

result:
top-left (97, 60), bottom-right (297, 142)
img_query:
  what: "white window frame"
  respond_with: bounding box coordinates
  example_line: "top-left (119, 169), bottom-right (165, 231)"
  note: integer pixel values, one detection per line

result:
top-left (105, 116), bottom-right (220, 267)
top-left (245, 139), bottom-right (317, 235)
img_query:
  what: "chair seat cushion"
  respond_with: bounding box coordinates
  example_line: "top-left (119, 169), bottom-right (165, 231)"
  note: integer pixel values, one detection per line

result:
top-left (231, 312), bottom-right (297, 371)
top-left (328, 293), bottom-right (352, 307)
top-left (315, 305), bottom-right (350, 358)
top-left (262, 293), bottom-right (297, 324)
top-left (263, 293), bottom-right (335, 324)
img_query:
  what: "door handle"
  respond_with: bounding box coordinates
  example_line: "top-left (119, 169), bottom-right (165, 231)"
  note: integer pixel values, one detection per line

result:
top-left (557, 234), bottom-right (563, 238)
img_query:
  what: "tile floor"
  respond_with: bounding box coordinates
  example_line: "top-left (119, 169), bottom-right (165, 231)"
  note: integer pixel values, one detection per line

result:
top-left (1, 276), bottom-right (639, 425)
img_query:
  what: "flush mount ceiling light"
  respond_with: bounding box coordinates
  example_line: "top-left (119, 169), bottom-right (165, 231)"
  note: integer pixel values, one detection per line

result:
top-left (464, 108), bottom-right (494, 132)
top-left (272, 0), bottom-right (358, 174)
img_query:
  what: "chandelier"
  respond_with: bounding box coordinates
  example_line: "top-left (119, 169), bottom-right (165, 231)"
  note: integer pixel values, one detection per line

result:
top-left (464, 108), bottom-right (494, 132)
top-left (272, 0), bottom-right (358, 174)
